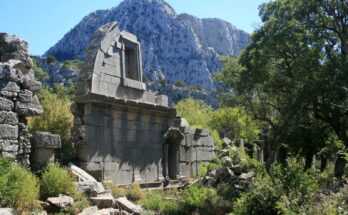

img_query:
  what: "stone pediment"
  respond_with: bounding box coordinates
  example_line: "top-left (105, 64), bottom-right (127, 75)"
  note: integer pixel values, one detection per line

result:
top-left (76, 22), bottom-right (167, 106)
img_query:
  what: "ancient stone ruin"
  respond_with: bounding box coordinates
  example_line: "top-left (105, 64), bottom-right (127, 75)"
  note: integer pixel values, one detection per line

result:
top-left (0, 33), bottom-right (43, 166)
top-left (72, 22), bottom-right (216, 186)
top-left (0, 33), bottom-right (62, 169)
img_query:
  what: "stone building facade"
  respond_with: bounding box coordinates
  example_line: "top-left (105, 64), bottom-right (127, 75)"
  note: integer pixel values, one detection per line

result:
top-left (72, 22), bottom-right (215, 185)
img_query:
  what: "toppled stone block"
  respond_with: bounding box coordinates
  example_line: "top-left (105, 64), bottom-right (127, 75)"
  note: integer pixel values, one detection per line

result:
top-left (32, 132), bottom-right (61, 149)
top-left (69, 163), bottom-right (106, 196)
top-left (239, 171), bottom-right (256, 180)
top-left (0, 140), bottom-right (18, 152)
top-left (47, 194), bottom-right (74, 209)
top-left (90, 192), bottom-right (114, 209)
top-left (22, 77), bottom-right (42, 92)
top-left (77, 180), bottom-right (106, 197)
top-left (0, 97), bottom-right (13, 111)
top-left (221, 156), bottom-right (233, 167)
top-left (0, 208), bottom-right (15, 215)
top-left (0, 111), bottom-right (17, 125)
top-left (0, 124), bottom-right (18, 140)
top-left (114, 197), bottom-right (143, 214)
top-left (79, 206), bottom-right (127, 215)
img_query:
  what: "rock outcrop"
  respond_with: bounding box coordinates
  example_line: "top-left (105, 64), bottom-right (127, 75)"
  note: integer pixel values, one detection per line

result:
top-left (0, 33), bottom-right (43, 165)
top-left (44, 0), bottom-right (250, 91)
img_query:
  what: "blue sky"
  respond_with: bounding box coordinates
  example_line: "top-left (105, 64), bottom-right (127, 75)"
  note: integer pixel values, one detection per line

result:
top-left (0, 0), bottom-right (267, 55)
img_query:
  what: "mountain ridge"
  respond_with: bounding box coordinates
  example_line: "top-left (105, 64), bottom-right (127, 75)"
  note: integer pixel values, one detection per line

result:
top-left (45, 0), bottom-right (250, 91)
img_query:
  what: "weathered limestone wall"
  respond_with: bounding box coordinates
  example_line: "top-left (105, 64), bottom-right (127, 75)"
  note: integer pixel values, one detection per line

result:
top-left (75, 22), bottom-right (167, 106)
top-left (164, 126), bottom-right (215, 180)
top-left (72, 22), bottom-right (216, 185)
top-left (0, 33), bottom-right (43, 165)
top-left (72, 94), bottom-right (177, 185)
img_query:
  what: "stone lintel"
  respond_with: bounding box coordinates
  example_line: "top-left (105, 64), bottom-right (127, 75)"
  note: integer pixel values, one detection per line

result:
top-left (74, 93), bottom-right (176, 116)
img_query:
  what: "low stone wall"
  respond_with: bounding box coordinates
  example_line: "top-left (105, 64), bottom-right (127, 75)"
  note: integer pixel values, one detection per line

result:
top-left (164, 127), bottom-right (215, 180)
top-left (0, 33), bottom-right (43, 165)
top-left (30, 131), bottom-right (61, 169)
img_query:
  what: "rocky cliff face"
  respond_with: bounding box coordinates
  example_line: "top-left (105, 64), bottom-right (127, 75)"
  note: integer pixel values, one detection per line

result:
top-left (45, 0), bottom-right (250, 91)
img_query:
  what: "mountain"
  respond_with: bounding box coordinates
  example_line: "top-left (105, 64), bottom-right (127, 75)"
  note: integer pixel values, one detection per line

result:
top-left (45, 0), bottom-right (250, 91)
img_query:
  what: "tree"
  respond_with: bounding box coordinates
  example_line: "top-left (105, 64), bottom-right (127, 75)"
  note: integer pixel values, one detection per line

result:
top-left (216, 0), bottom-right (348, 176)
top-left (209, 107), bottom-right (260, 146)
top-left (27, 87), bottom-right (74, 162)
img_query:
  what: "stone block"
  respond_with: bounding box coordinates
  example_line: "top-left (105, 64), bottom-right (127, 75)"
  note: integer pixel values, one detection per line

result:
top-left (199, 136), bottom-right (215, 147)
top-left (16, 100), bottom-right (43, 116)
top-left (32, 131), bottom-right (61, 149)
top-left (1, 151), bottom-right (17, 159)
top-left (0, 111), bottom-right (17, 125)
top-left (18, 89), bottom-right (33, 102)
top-left (0, 81), bottom-right (20, 97)
top-left (0, 140), bottom-right (18, 152)
top-left (0, 63), bottom-right (23, 82)
top-left (30, 148), bottom-right (55, 167)
top-left (99, 81), bottom-right (117, 97)
top-left (0, 124), bottom-right (18, 139)
top-left (22, 77), bottom-right (42, 92)
top-left (47, 195), bottom-right (74, 209)
top-left (0, 97), bottom-right (14, 111)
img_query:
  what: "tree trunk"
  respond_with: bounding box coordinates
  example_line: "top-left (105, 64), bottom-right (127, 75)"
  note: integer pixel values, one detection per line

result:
top-left (320, 156), bottom-right (328, 172)
top-left (334, 154), bottom-right (346, 178)
top-left (276, 146), bottom-right (287, 165)
top-left (304, 152), bottom-right (314, 170)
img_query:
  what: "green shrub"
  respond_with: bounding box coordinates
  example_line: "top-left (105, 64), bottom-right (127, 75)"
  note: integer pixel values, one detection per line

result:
top-left (28, 87), bottom-right (74, 162)
top-left (180, 185), bottom-right (219, 214)
top-left (33, 59), bottom-right (49, 83)
top-left (231, 176), bottom-right (280, 215)
top-left (62, 59), bottom-right (84, 70)
top-left (0, 158), bottom-right (40, 214)
top-left (126, 183), bottom-right (145, 202)
top-left (231, 159), bottom-right (318, 215)
top-left (143, 190), bottom-right (180, 215)
top-left (103, 182), bottom-right (126, 197)
top-left (62, 193), bottom-right (91, 215)
top-left (47, 55), bottom-right (56, 64)
top-left (40, 163), bottom-right (75, 200)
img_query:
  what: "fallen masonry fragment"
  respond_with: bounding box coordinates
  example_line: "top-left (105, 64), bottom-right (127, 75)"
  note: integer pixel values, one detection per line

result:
top-left (72, 22), bottom-right (216, 186)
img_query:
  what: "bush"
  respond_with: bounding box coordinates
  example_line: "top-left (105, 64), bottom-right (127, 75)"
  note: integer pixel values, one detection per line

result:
top-left (62, 59), bottom-right (84, 70)
top-left (33, 59), bottom-right (48, 83)
top-left (40, 163), bottom-right (75, 200)
top-left (62, 193), bottom-right (91, 215)
top-left (180, 185), bottom-right (219, 214)
top-left (231, 176), bottom-right (280, 215)
top-left (28, 87), bottom-right (74, 162)
top-left (231, 159), bottom-right (318, 215)
top-left (103, 182), bottom-right (126, 197)
top-left (126, 183), bottom-right (145, 202)
top-left (143, 190), bottom-right (180, 215)
top-left (0, 158), bottom-right (40, 213)
top-left (47, 55), bottom-right (56, 64)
